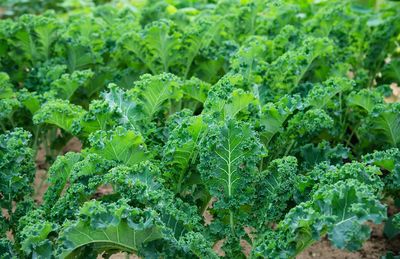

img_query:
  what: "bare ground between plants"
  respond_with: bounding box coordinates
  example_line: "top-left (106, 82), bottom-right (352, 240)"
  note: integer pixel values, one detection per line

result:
top-left (33, 138), bottom-right (400, 258)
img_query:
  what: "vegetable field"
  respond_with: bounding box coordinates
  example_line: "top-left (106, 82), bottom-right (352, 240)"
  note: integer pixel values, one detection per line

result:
top-left (1, 0), bottom-right (400, 258)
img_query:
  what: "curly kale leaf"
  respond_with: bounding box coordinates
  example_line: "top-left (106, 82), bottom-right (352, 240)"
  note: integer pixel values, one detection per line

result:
top-left (384, 213), bottom-right (400, 239)
top-left (18, 209), bottom-right (55, 258)
top-left (199, 120), bottom-right (263, 205)
top-left (0, 128), bottom-right (35, 210)
top-left (203, 75), bottom-right (258, 120)
top-left (162, 115), bottom-right (207, 193)
top-left (259, 95), bottom-right (302, 146)
top-left (89, 126), bottom-right (149, 165)
top-left (42, 152), bottom-right (82, 208)
top-left (33, 99), bottom-right (85, 132)
top-left (102, 83), bottom-right (141, 129)
top-left (347, 89), bottom-right (383, 114)
top-left (130, 73), bottom-right (182, 121)
top-left (363, 148), bottom-right (400, 194)
top-left (57, 200), bottom-right (163, 258)
top-left (253, 179), bottom-right (387, 258)
top-left (305, 77), bottom-right (353, 109)
top-left (0, 238), bottom-right (15, 259)
top-left (369, 103), bottom-right (400, 148)
top-left (71, 100), bottom-right (117, 137)
top-left (298, 161), bottom-right (384, 202)
top-left (254, 156), bottom-right (298, 224)
top-left (199, 119), bottom-right (264, 236)
top-left (299, 141), bottom-right (349, 170)
top-left (51, 69), bottom-right (94, 100)
top-left (120, 20), bottom-right (181, 74)
top-left (262, 37), bottom-right (333, 99)
top-left (103, 73), bottom-right (182, 130)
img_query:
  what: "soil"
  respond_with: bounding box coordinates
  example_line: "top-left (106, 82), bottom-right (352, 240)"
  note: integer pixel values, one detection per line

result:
top-left (32, 137), bottom-right (400, 258)
top-left (298, 223), bottom-right (400, 259)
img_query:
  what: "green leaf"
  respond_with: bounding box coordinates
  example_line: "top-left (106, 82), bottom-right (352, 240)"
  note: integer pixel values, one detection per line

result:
top-left (363, 148), bottom-right (400, 193)
top-left (199, 120), bottom-right (262, 202)
top-left (0, 128), bottom-right (35, 210)
top-left (223, 89), bottom-right (258, 119)
top-left (43, 152), bottom-right (82, 207)
top-left (371, 104), bottom-right (400, 147)
top-left (347, 89), bottom-right (382, 113)
top-left (182, 77), bottom-right (210, 104)
top-left (143, 20), bottom-right (181, 73)
top-left (254, 156), bottom-right (298, 223)
top-left (89, 126), bottom-right (148, 165)
top-left (163, 115), bottom-right (207, 193)
top-left (131, 73), bottom-right (182, 120)
top-left (67, 44), bottom-right (100, 72)
top-left (259, 95), bottom-right (301, 145)
top-left (382, 58), bottom-right (400, 82)
top-left (33, 100), bottom-right (85, 132)
top-left (34, 16), bottom-right (58, 60)
top-left (254, 179), bottom-right (387, 258)
top-left (58, 201), bottom-right (163, 258)
top-left (51, 70), bottom-right (94, 100)
top-left (15, 27), bottom-right (37, 62)
top-left (102, 84), bottom-right (141, 129)
top-left (72, 100), bottom-right (116, 137)
top-left (305, 77), bottom-right (353, 109)
top-left (384, 214), bottom-right (400, 239)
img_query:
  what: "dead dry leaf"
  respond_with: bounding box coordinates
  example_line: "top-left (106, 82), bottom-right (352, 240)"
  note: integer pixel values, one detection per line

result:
top-left (203, 197), bottom-right (217, 226)
top-left (384, 83), bottom-right (400, 103)
top-left (213, 239), bottom-right (226, 257)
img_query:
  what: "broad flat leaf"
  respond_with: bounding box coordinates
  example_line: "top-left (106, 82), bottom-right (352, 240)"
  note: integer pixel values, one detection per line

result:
top-left (89, 126), bottom-right (148, 165)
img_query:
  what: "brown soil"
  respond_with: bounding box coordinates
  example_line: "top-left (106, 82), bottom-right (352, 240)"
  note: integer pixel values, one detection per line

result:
top-left (62, 137), bottom-right (82, 153)
top-left (298, 223), bottom-right (400, 259)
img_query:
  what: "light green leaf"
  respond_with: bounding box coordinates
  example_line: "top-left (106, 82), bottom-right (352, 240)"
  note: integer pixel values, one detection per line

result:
top-left (33, 100), bottom-right (85, 132)
top-left (89, 126), bottom-right (148, 165)
top-left (58, 201), bottom-right (163, 258)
